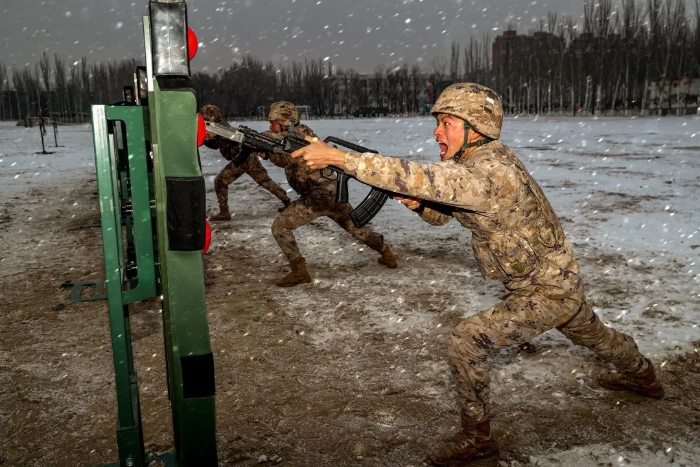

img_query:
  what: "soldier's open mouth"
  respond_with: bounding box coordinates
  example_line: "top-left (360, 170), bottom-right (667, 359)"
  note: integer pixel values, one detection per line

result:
top-left (438, 142), bottom-right (448, 158)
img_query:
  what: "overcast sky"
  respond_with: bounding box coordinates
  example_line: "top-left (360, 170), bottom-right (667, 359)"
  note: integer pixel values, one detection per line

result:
top-left (2, 0), bottom-right (600, 75)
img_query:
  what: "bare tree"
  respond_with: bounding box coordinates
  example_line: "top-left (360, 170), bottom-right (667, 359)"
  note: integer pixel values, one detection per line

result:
top-left (0, 62), bottom-right (8, 119)
top-left (38, 51), bottom-right (52, 115)
top-left (7, 7), bottom-right (699, 121)
top-left (667, 0), bottom-right (689, 114)
top-left (372, 66), bottom-right (386, 113)
top-left (304, 58), bottom-right (327, 115)
top-left (619, 0), bottom-right (644, 114)
top-left (385, 67), bottom-right (401, 114)
top-left (12, 67), bottom-right (37, 120)
top-left (53, 54), bottom-right (68, 120)
top-left (646, 0), bottom-right (688, 114)
top-left (428, 56), bottom-right (447, 105)
top-left (409, 64), bottom-right (424, 114)
top-left (691, 0), bottom-right (700, 80)
top-left (450, 42), bottom-right (461, 82)
top-left (583, 0), bottom-right (617, 114)
top-left (349, 71), bottom-right (369, 115)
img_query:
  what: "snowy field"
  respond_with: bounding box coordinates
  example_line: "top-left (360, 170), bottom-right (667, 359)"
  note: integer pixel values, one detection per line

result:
top-left (208, 115), bottom-right (700, 358)
top-left (5, 116), bottom-right (695, 351)
top-left (0, 115), bottom-right (699, 466)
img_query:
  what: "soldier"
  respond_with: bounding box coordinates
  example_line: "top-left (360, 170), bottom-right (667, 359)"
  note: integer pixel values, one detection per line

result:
top-left (200, 104), bottom-right (291, 221)
top-left (259, 101), bottom-right (397, 287)
top-left (291, 83), bottom-right (664, 465)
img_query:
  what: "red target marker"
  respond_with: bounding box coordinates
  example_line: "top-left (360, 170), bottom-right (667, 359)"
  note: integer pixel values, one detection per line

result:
top-left (187, 27), bottom-right (198, 60)
top-left (197, 113), bottom-right (206, 146)
top-left (203, 219), bottom-right (212, 254)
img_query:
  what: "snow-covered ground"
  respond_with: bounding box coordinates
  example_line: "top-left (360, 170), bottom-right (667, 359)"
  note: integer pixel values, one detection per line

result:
top-left (199, 115), bottom-right (700, 357)
top-left (1, 115), bottom-right (699, 466)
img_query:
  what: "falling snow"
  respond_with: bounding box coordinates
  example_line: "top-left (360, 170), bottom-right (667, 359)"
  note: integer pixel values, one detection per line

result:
top-left (0, 115), bottom-right (699, 465)
top-left (2, 0), bottom-right (591, 73)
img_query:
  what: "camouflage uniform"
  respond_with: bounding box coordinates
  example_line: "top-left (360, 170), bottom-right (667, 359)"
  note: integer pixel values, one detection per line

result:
top-left (200, 105), bottom-right (290, 213)
top-left (341, 83), bottom-right (651, 428)
top-left (263, 123), bottom-right (387, 263)
top-left (203, 135), bottom-right (290, 212)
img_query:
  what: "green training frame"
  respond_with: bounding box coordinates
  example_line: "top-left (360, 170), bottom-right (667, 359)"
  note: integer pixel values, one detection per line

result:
top-left (90, 1), bottom-right (217, 466)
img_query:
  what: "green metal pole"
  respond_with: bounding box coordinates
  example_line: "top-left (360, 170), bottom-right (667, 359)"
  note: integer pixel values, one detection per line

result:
top-left (146, 0), bottom-right (217, 464)
top-left (92, 105), bottom-right (146, 467)
top-left (92, 1), bottom-right (217, 465)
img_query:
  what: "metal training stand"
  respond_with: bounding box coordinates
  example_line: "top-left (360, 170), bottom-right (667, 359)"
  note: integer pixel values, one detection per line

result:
top-left (36, 115), bottom-right (55, 155)
top-left (90, 1), bottom-right (217, 465)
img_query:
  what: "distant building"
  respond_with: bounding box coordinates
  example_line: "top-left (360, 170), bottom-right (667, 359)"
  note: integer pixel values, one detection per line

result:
top-left (649, 78), bottom-right (700, 115)
top-left (491, 29), bottom-right (564, 76)
top-left (570, 33), bottom-right (593, 54)
top-left (491, 30), bottom-right (519, 77)
top-left (491, 29), bottom-right (564, 113)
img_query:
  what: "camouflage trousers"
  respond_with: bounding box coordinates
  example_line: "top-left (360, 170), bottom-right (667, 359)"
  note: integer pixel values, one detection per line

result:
top-left (448, 286), bottom-right (648, 426)
top-left (271, 188), bottom-right (385, 263)
top-left (214, 157), bottom-right (290, 211)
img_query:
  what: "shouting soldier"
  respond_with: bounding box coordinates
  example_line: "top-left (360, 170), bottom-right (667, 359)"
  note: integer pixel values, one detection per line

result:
top-left (291, 83), bottom-right (664, 465)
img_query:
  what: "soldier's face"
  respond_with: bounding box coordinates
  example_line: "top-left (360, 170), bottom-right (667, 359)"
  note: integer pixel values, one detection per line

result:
top-left (434, 114), bottom-right (465, 161)
top-left (269, 121), bottom-right (284, 133)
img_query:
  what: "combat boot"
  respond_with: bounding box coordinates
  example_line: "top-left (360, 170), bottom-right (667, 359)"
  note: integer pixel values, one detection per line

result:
top-left (210, 208), bottom-right (232, 221)
top-left (599, 357), bottom-right (664, 399)
top-left (428, 421), bottom-right (498, 466)
top-left (276, 258), bottom-right (312, 287)
top-left (377, 244), bottom-right (398, 269)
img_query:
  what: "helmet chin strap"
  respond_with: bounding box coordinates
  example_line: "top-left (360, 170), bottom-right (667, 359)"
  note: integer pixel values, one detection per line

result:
top-left (451, 122), bottom-right (492, 162)
top-left (289, 119), bottom-right (299, 133)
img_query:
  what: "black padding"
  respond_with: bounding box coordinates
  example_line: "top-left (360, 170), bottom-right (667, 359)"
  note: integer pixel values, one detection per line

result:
top-left (166, 177), bottom-right (205, 251)
top-left (181, 353), bottom-right (215, 398)
top-left (156, 76), bottom-right (193, 92)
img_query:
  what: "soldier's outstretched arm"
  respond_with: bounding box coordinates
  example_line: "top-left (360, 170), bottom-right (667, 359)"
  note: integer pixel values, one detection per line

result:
top-left (418, 203), bottom-right (453, 226)
top-left (291, 139), bottom-right (345, 169)
top-left (395, 195), bottom-right (452, 225)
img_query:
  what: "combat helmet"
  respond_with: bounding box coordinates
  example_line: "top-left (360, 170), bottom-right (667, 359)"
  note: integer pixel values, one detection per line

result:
top-left (430, 83), bottom-right (503, 140)
top-left (267, 101), bottom-right (300, 127)
top-left (200, 104), bottom-right (222, 123)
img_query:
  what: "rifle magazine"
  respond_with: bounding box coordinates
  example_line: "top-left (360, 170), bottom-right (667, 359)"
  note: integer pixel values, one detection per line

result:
top-left (349, 189), bottom-right (390, 228)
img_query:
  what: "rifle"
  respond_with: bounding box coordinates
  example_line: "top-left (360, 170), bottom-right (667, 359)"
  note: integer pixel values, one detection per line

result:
top-left (204, 120), bottom-right (391, 228)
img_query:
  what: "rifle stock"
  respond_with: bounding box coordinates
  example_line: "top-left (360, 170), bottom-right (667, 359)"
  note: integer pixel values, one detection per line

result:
top-left (204, 121), bottom-right (391, 228)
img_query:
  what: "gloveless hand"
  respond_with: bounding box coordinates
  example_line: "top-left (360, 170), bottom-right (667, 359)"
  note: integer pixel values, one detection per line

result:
top-left (394, 195), bottom-right (421, 210)
top-left (291, 138), bottom-right (347, 169)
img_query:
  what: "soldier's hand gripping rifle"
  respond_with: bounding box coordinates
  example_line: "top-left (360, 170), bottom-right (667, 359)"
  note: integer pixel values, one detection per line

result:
top-left (204, 121), bottom-right (391, 228)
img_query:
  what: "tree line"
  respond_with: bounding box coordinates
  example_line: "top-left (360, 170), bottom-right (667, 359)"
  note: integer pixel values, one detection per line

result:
top-left (1, 0), bottom-right (698, 122)
top-left (491, 0), bottom-right (700, 115)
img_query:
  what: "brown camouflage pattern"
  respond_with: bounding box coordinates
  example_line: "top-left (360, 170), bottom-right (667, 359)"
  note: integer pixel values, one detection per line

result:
top-left (267, 101), bottom-right (301, 126)
top-left (213, 157), bottom-right (290, 211)
top-left (262, 124), bottom-right (387, 262)
top-left (200, 104), bottom-right (223, 123)
top-left (344, 140), bottom-right (649, 425)
top-left (202, 120), bottom-right (290, 211)
top-left (263, 124), bottom-right (336, 196)
top-left (430, 83), bottom-right (503, 140)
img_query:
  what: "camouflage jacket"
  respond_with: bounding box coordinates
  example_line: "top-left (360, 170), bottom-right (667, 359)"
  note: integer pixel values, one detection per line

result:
top-left (344, 140), bottom-right (581, 297)
top-left (263, 124), bottom-right (336, 196)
